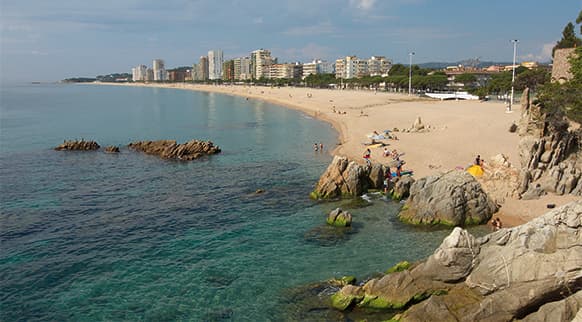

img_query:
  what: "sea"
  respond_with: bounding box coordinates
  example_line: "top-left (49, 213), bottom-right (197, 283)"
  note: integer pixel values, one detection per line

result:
top-left (0, 83), bottom-right (486, 321)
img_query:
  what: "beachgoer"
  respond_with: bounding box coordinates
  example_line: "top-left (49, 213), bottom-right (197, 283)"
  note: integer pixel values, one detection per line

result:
top-left (396, 159), bottom-right (403, 177)
top-left (313, 143), bottom-right (319, 152)
top-left (363, 149), bottom-right (371, 166)
top-left (319, 143), bottom-right (323, 151)
top-left (383, 169), bottom-right (392, 193)
top-left (383, 147), bottom-right (390, 157)
top-left (496, 218), bottom-right (503, 230)
top-left (475, 155), bottom-right (482, 166)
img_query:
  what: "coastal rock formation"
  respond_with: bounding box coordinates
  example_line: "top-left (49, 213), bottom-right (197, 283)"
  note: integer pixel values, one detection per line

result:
top-left (517, 88), bottom-right (582, 197)
top-left (331, 200), bottom-right (582, 321)
top-left (311, 156), bottom-right (386, 199)
top-left (54, 139), bottom-right (100, 151)
top-left (326, 208), bottom-right (352, 227)
top-left (390, 176), bottom-right (415, 201)
top-left (478, 154), bottom-right (520, 204)
top-left (398, 170), bottom-right (497, 226)
top-left (104, 146), bottom-right (120, 153)
top-left (128, 139), bottom-right (221, 160)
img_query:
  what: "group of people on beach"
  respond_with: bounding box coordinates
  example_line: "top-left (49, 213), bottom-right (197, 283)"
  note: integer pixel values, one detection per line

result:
top-left (491, 217), bottom-right (503, 231)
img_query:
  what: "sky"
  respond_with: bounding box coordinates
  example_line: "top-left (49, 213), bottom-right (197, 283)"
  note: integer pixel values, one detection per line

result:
top-left (1, 0), bottom-right (581, 83)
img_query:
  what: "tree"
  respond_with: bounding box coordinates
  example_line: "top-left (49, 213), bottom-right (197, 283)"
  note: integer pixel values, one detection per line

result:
top-left (577, 10), bottom-right (582, 33)
top-left (537, 47), bottom-right (582, 123)
top-left (454, 73), bottom-right (477, 87)
top-left (515, 67), bottom-right (550, 92)
top-left (552, 22), bottom-right (582, 57)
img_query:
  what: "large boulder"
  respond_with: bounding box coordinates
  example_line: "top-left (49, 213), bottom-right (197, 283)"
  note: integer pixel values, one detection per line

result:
top-left (330, 200), bottom-right (582, 321)
top-left (311, 156), bottom-right (384, 199)
top-left (128, 139), bottom-right (221, 160)
top-left (390, 176), bottom-right (415, 201)
top-left (55, 139), bottom-right (100, 151)
top-left (398, 170), bottom-right (498, 226)
top-left (326, 208), bottom-right (352, 227)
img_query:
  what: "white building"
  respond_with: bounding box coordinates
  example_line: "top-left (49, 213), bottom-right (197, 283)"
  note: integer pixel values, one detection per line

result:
top-left (251, 49), bottom-right (275, 79)
top-left (302, 59), bottom-right (334, 78)
top-left (208, 50), bottom-right (224, 80)
top-left (267, 63), bottom-right (302, 79)
top-left (132, 64), bottom-right (148, 82)
top-left (368, 56), bottom-right (391, 76)
top-left (152, 59), bottom-right (167, 81)
top-left (234, 57), bottom-right (252, 80)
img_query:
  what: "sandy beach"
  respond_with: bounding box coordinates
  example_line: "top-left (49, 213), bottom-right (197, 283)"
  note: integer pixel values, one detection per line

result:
top-left (96, 82), bottom-right (576, 226)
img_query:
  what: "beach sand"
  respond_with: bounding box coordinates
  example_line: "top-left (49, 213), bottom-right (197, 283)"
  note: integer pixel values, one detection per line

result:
top-left (96, 82), bottom-right (577, 226)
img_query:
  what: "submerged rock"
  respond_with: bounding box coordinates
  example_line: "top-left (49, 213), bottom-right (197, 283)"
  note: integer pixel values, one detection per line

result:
top-left (326, 208), bottom-right (352, 227)
top-left (398, 170), bottom-right (497, 226)
top-left (54, 139), bottom-right (100, 151)
top-left (104, 145), bottom-right (120, 153)
top-left (128, 139), bottom-right (221, 160)
top-left (329, 200), bottom-right (582, 321)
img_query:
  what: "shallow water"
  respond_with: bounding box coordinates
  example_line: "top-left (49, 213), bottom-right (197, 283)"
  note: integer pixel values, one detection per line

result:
top-left (0, 84), bottom-right (487, 320)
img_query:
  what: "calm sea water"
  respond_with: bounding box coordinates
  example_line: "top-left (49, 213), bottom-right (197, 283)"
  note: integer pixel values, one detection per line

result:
top-left (0, 84), bottom-right (483, 321)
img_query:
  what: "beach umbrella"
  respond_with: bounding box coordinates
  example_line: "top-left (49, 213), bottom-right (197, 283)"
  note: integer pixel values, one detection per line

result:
top-left (467, 165), bottom-right (484, 177)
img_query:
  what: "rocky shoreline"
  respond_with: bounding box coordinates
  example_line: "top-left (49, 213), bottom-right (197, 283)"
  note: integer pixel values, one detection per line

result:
top-left (54, 139), bottom-right (221, 160)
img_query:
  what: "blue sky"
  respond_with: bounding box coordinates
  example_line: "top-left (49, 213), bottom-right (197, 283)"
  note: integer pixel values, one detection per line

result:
top-left (1, 0), bottom-right (581, 82)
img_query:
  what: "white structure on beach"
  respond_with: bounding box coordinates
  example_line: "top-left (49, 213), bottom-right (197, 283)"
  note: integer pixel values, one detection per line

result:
top-left (208, 50), bottom-right (224, 80)
top-left (132, 64), bottom-right (148, 82)
top-left (152, 59), bottom-right (167, 81)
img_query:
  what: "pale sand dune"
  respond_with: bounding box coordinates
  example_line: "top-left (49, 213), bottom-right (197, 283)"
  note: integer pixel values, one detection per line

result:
top-left (96, 82), bottom-right (577, 226)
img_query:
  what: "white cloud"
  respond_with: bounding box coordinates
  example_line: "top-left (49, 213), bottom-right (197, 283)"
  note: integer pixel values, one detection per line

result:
top-left (520, 42), bottom-right (555, 62)
top-left (349, 0), bottom-right (376, 10)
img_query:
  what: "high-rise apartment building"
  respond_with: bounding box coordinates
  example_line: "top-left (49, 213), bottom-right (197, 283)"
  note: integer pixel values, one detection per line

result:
top-left (368, 56), bottom-right (392, 76)
top-left (335, 56), bottom-right (390, 79)
top-left (233, 57), bottom-right (252, 80)
top-left (132, 64), bottom-right (148, 82)
top-left (152, 59), bottom-right (167, 81)
top-left (302, 60), bottom-right (335, 78)
top-left (222, 60), bottom-right (235, 81)
top-left (208, 50), bottom-right (223, 80)
top-left (193, 56), bottom-right (209, 81)
top-left (251, 49), bottom-right (275, 79)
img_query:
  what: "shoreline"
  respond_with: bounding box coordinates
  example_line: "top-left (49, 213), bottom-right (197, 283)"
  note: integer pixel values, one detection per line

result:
top-left (89, 82), bottom-right (576, 226)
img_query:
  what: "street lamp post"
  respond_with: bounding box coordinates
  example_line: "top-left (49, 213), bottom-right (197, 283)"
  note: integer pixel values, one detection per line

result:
top-left (508, 39), bottom-right (519, 112)
top-left (408, 52), bottom-right (415, 96)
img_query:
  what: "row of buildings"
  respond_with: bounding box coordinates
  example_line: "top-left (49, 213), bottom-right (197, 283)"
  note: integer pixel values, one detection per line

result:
top-left (131, 49), bottom-right (393, 82)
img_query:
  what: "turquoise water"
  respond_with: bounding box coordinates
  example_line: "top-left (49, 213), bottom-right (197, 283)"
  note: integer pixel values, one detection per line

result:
top-left (1, 84), bottom-right (481, 321)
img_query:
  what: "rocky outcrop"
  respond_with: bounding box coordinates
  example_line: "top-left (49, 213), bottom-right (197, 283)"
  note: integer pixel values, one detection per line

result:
top-left (311, 156), bottom-right (386, 199)
top-left (478, 154), bottom-right (521, 204)
top-left (326, 208), bottom-right (352, 227)
top-left (104, 145), bottom-right (120, 153)
top-left (390, 176), bottom-right (415, 201)
top-left (398, 170), bottom-right (498, 226)
top-left (128, 139), bottom-right (221, 160)
top-left (54, 139), bottom-right (100, 151)
top-left (517, 88), bottom-right (582, 197)
top-left (331, 200), bottom-right (582, 321)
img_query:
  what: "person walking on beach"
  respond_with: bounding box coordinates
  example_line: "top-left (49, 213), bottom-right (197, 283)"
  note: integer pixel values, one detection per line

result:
top-left (363, 148), bottom-right (371, 166)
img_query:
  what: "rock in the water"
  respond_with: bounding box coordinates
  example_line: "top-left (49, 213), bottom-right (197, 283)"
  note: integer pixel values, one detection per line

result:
top-left (55, 139), bottom-right (100, 151)
top-left (311, 156), bottom-right (382, 199)
top-left (326, 208), bottom-right (352, 227)
top-left (128, 139), bottom-right (221, 160)
top-left (104, 145), bottom-right (120, 153)
top-left (398, 170), bottom-right (497, 226)
top-left (330, 200), bottom-right (582, 321)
